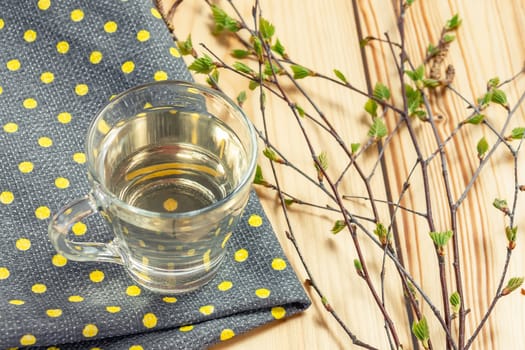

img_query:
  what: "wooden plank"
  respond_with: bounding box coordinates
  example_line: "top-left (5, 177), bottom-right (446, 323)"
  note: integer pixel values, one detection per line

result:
top-left (159, 0), bottom-right (525, 348)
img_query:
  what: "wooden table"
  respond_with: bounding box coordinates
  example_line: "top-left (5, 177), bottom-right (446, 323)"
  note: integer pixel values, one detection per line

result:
top-left (159, 1), bottom-right (525, 349)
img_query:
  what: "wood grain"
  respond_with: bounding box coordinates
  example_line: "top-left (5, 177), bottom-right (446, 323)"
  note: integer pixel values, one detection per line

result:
top-left (159, 1), bottom-right (525, 349)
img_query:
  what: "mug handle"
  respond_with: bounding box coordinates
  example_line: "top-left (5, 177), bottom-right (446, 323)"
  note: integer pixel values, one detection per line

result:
top-left (48, 193), bottom-right (123, 264)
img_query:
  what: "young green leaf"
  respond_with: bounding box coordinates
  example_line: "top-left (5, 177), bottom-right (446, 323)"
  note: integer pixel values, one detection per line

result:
top-left (509, 127), bottom-right (525, 140)
top-left (334, 69), bottom-right (348, 84)
top-left (251, 35), bottom-right (263, 59)
top-left (291, 64), bottom-right (313, 79)
top-left (368, 117), bottom-right (388, 139)
top-left (294, 104), bottom-right (306, 117)
top-left (264, 61), bottom-right (281, 76)
top-left (449, 291), bottom-right (461, 314)
top-left (427, 43), bottom-right (439, 57)
top-left (477, 137), bottom-right (489, 159)
top-left (354, 258), bottom-right (364, 277)
top-left (502, 277), bottom-right (524, 296)
top-left (231, 49), bottom-right (250, 59)
top-left (429, 230), bottom-right (453, 255)
top-left (406, 65), bottom-right (425, 82)
top-left (423, 78), bottom-right (440, 88)
top-left (488, 77), bottom-right (500, 88)
top-left (464, 113), bottom-right (485, 125)
top-left (177, 34), bottom-right (194, 56)
top-left (253, 164), bottom-right (267, 186)
top-left (188, 55), bottom-right (216, 74)
top-left (351, 143), bottom-right (361, 154)
top-left (505, 226), bottom-right (518, 249)
top-left (271, 38), bottom-right (287, 58)
top-left (211, 5), bottom-right (241, 33)
top-left (331, 220), bottom-right (347, 234)
top-left (263, 147), bottom-right (281, 163)
top-left (412, 317), bottom-right (430, 349)
top-left (443, 34), bottom-right (456, 43)
top-left (364, 98), bottom-right (378, 117)
top-left (315, 151), bottom-right (328, 181)
top-left (445, 14), bottom-right (462, 31)
top-left (259, 17), bottom-right (275, 40)
top-left (373, 82), bottom-right (391, 100)
top-left (374, 222), bottom-right (390, 246)
top-left (233, 61), bottom-right (254, 75)
top-left (493, 198), bottom-right (509, 213)
top-left (237, 91), bottom-right (247, 106)
top-left (491, 89), bottom-right (508, 108)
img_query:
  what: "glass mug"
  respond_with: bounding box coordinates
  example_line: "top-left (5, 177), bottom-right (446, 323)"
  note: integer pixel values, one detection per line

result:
top-left (48, 81), bottom-right (258, 294)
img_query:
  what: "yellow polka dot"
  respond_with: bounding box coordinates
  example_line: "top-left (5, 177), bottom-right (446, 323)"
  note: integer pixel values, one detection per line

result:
top-left (106, 306), bottom-right (121, 313)
top-left (40, 71), bottom-right (54, 84)
top-left (248, 214), bottom-right (263, 227)
top-left (121, 61), bottom-right (135, 74)
top-left (0, 191), bottom-right (14, 204)
top-left (255, 288), bottom-right (271, 299)
top-left (129, 346), bottom-right (144, 350)
top-left (32, 283), bottom-right (47, 294)
top-left (126, 285), bottom-right (141, 296)
top-left (154, 70), bottom-right (168, 81)
top-left (220, 328), bottom-right (235, 341)
top-left (234, 248), bottom-right (248, 262)
top-left (137, 30), bottom-right (150, 42)
top-left (217, 280), bottom-right (233, 291)
top-left (46, 309), bottom-right (63, 317)
top-left (268, 307), bottom-right (286, 322)
top-left (72, 221), bottom-right (87, 235)
top-left (68, 295), bottom-right (84, 302)
top-left (82, 324), bottom-right (98, 338)
top-left (104, 21), bottom-right (118, 33)
top-left (3, 122), bottom-right (18, 133)
top-left (57, 112), bottom-right (72, 123)
top-left (6, 59), bottom-right (21, 71)
top-left (19, 161), bottom-right (34, 173)
top-left (70, 9), bottom-right (84, 22)
top-left (20, 334), bottom-right (37, 346)
top-left (56, 41), bottom-right (69, 54)
top-left (35, 206), bottom-right (51, 219)
top-left (16, 238), bottom-right (31, 251)
top-left (9, 299), bottom-right (25, 305)
top-left (73, 152), bottom-right (86, 164)
top-left (23, 98), bottom-right (38, 109)
top-left (23, 29), bottom-right (37, 43)
top-left (179, 325), bottom-right (193, 332)
top-left (0, 18), bottom-right (4, 30)
top-left (170, 47), bottom-right (181, 57)
top-left (163, 198), bottom-right (178, 211)
top-left (38, 136), bottom-right (53, 147)
top-left (88, 51), bottom-right (103, 65)
top-left (38, 0), bottom-right (51, 10)
top-left (75, 83), bottom-right (89, 96)
top-left (52, 254), bottom-right (67, 267)
top-left (271, 258), bottom-right (287, 271)
top-left (142, 312), bottom-right (158, 328)
top-left (162, 296), bottom-right (177, 303)
top-left (0, 267), bottom-right (10, 279)
top-left (150, 7), bottom-right (162, 19)
top-left (221, 232), bottom-right (232, 249)
top-left (55, 177), bottom-right (70, 189)
top-left (89, 270), bottom-right (105, 283)
top-left (203, 249), bottom-right (211, 270)
top-left (0, 85), bottom-right (3, 94)
top-left (199, 305), bottom-right (215, 316)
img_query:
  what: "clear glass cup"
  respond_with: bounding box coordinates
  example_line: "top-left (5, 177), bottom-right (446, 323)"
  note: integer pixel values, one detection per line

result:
top-left (48, 81), bottom-right (258, 294)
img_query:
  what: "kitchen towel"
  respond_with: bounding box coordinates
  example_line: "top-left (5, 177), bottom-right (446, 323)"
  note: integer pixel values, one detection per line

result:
top-left (0, 1), bottom-right (310, 349)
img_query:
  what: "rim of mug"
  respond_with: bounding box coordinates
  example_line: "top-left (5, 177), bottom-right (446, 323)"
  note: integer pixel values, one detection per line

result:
top-left (85, 80), bottom-right (258, 218)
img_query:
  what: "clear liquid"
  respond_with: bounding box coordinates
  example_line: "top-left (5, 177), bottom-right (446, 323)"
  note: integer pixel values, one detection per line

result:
top-left (96, 108), bottom-right (248, 292)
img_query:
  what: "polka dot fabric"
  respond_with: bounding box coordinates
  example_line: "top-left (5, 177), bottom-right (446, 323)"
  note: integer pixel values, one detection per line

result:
top-left (0, 1), bottom-right (310, 349)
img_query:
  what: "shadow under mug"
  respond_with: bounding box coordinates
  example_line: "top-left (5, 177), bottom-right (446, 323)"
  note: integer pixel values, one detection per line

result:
top-left (48, 81), bottom-right (258, 294)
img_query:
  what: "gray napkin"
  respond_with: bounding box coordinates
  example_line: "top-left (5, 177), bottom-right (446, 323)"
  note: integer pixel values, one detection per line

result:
top-left (0, 1), bottom-right (310, 349)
